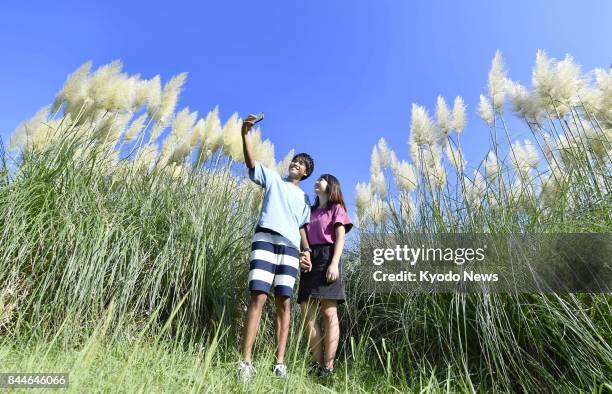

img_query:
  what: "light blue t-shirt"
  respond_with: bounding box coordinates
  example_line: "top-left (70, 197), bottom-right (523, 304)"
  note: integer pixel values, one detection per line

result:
top-left (249, 161), bottom-right (311, 249)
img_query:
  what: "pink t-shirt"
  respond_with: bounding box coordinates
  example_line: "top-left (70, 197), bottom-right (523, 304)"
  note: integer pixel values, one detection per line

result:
top-left (306, 203), bottom-right (353, 245)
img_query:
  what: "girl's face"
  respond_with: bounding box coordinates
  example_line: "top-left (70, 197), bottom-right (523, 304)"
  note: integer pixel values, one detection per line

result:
top-left (314, 177), bottom-right (328, 195)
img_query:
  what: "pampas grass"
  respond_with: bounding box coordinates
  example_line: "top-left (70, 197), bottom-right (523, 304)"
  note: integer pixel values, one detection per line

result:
top-left (1, 50), bottom-right (610, 392)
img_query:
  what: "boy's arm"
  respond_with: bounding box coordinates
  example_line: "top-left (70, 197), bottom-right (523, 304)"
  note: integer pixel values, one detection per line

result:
top-left (299, 226), bottom-right (311, 256)
top-left (241, 114), bottom-right (257, 169)
top-left (299, 226), bottom-right (312, 271)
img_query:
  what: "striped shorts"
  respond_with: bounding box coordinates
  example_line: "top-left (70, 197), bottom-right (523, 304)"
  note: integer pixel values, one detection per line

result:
top-left (248, 226), bottom-right (300, 297)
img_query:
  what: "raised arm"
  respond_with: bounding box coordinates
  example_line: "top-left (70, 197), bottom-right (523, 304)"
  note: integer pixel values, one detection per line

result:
top-left (241, 114), bottom-right (258, 169)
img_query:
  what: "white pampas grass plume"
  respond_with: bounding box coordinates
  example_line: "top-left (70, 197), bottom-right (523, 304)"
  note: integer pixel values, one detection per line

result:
top-left (108, 112), bottom-right (132, 142)
top-left (9, 106), bottom-right (50, 151)
top-left (509, 176), bottom-right (534, 208)
top-left (532, 50), bottom-right (554, 104)
top-left (464, 170), bottom-right (486, 204)
top-left (222, 112), bottom-right (244, 162)
top-left (484, 151), bottom-right (500, 181)
top-left (410, 103), bottom-right (439, 146)
top-left (153, 72), bottom-right (187, 135)
top-left (420, 145), bottom-right (446, 189)
top-left (124, 113), bottom-right (148, 142)
top-left (510, 139), bottom-right (539, 175)
top-left (376, 138), bottom-right (393, 167)
top-left (29, 119), bottom-right (62, 152)
top-left (197, 106), bottom-right (223, 164)
top-left (540, 161), bottom-right (566, 205)
top-left (399, 192), bottom-right (416, 223)
top-left (104, 73), bottom-right (139, 112)
top-left (505, 79), bottom-right (544, 122)
top-left (195, 106), bottom-right (223, 165)
top-left (367, 139), bottom-right (396, 196)
top-left (52, 61), bottom-right (92, 114)
top-left (355, 182), bottom-right (372, 220)
top-left (202, 106), bottom-right (223, 151)
top-left (435, 96), bottom-right (452, 136)
top-left (171, 108), bottom-right (198, 142)
top-left (488, 50), bottom-right (507, 111)
top-left (191, 118), bottom-right (205, 148)
top-left (161, 107), bottom-right (198, 165)
top-left (370, 168), bottom-right (387, 199)
top-left (149, 122), bottom-right (166, 143)
top-left (532, 50), bottom-right (581, 117)
top-left (576, 85), bottom-right (602, 116)
top-left (88, 60), bottom-right (123, 110)
top-left (92, 112), bottom-right (131, 146)
top-left (585, 126), bottom-right (611, 161)
top-left (370, 144), bottom-right (382, 176)
top-left (478, 95), bottom-right (495, 125)
top-left (143, 75), bottom-right (162, 116)
top-left (388, 149), bottom-right (399, 170)
top-left (392, 160), bottom-right (417, 192)
top-left (445, 143), bottom-right (466, 172)
top-left (249, 128), bottom-right (276, 169)
top-left (556, 54), bottom-right (582, 104)
top-left (275, 149), bottom-right (295, 177)
top-left (430, 163), bottom-right (446, 190)
top-left (594, 68), bottom-right (612, 129)
top-left (408, 132), bottom-right (420, 164)
top-left (368, 197), bottom-right (389, 226)
top-left (452, 96), bottom-right (467, 133)
top-left (134, 144), bottom-right (159, 172)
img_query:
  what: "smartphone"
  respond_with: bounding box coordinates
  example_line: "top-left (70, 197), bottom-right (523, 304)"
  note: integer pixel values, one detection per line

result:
top-left (253, 112), bottom-right (265, 124)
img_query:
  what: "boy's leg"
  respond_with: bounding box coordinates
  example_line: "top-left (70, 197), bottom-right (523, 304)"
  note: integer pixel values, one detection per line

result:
top-left (270, 239), bottom-right (299, 365)
top-left (274, 295), bottom-right (291, 363)
top-left (300, 299), bottom-right (324, 364)
top-left (244, 227), bottom-right (279, 363)
top-left (320, 299), bottom-right (339, 370)
top-left (242, 291), bottom-right (268, 363)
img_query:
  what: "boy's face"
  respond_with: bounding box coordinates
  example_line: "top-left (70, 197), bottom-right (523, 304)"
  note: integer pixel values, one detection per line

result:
top-left (288, 158), bottom-right (308, 180)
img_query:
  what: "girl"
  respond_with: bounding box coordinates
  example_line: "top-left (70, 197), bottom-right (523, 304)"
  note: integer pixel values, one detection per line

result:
top-left (298, 174), bottom-right (353, 378)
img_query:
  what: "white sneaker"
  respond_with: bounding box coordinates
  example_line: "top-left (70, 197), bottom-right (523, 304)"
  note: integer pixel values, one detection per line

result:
top-left (272, 363), bottom-right (288, 379)
top-left (238, 361), bottom-right (256, 382)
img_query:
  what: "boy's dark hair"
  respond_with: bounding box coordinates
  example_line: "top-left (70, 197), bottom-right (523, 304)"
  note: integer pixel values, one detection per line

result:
top-left (292, 153), bottom-right (314, 180)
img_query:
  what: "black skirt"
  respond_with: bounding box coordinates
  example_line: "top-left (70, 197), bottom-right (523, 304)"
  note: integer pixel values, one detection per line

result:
top-left (297, 244), bottom-right (345, 304)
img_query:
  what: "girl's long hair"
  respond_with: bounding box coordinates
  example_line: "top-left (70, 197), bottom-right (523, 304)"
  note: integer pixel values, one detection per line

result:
top-left (313, 174), bottom-right (347, 211)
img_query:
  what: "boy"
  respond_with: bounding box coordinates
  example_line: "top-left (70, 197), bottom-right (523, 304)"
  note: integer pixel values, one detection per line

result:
top-left (238, 113), bottom-right (314, 381)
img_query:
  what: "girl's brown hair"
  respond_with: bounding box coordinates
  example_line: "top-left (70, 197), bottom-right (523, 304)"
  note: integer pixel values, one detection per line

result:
top-left (313, 174), bottom-right (347, 211)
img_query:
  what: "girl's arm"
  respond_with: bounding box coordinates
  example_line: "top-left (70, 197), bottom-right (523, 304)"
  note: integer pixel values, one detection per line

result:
top-left (330, 224), bottom-right (346, 266)
top-left (326, 224), bottom-right (345, 282)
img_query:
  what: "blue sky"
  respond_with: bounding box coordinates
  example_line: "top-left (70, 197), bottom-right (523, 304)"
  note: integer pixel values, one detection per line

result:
top-left (1, 1), bottom-right (611, 215)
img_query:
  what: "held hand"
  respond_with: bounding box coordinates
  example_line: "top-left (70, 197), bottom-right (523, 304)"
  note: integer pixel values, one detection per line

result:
top-left (299, 251), bottom-right (312, 272)
top-left (241, 114), bottom-right (258, 135)
top-left (326, 262), bottom-right (339, 282)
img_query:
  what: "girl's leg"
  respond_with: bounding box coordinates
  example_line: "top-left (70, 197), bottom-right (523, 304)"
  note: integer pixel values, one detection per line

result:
top-left (320, 299), bottom-right (339, 370)
top-left (242, 291), bottom-right (268, 363)
top-left (300, 299), bottom-right (324, 364)
top-left (274, 295), bottom-right (291, 364)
